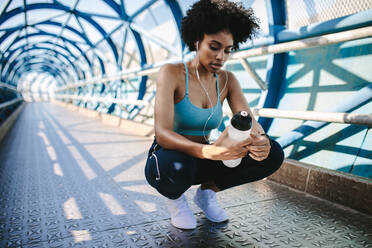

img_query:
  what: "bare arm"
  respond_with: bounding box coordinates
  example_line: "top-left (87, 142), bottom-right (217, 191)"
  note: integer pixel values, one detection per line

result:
top-left (154, 64), bottom-right (205, 158)
top-left (154, 64), bottom-right (250, 160)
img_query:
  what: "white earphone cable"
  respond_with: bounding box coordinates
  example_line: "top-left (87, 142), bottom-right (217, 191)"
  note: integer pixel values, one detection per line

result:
top-left (195, 43), bottom-right (228, 143)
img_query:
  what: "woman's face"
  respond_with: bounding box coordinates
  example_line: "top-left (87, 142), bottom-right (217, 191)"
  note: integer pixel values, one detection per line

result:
top-left (197, 30), bottom-right (234, 73)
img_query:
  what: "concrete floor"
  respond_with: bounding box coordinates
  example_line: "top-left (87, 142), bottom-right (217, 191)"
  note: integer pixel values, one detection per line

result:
top-left (0, 102), bottom-right (371, 248)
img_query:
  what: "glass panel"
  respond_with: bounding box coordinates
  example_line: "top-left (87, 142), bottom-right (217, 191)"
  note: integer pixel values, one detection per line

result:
top-left (76, 42), bottom-right (90, 52)
top-left (125, 0), bottom-right (152, 17)
top-left (60, 27), bottom-right (86, 43)
top-left (76, 0), bottom-right (118, 17)
top-left (0, 12), bottom-right (25, 29)
top-left (49, 12), bottom-right (69, 24)
top-left (0, 30), bottom-right (19, 52)
top-left (57, 0), bottom-right (78, 9)
top-left (27, 9), bottom-right (65, 26)
top-left (91, 16), bottom-right (122, 34)
top-left (28, 36), bottom-right (53, 46)
top-left (121, 34), bottom-right (140, 70)
top-left (9, 37), bottom-right (28, 51)
top-left (5, 0), bottom-right (23, 12)
top-left (132, 1), bottom-right (181, 57)
top-left (66, 15), bottom-right (83, 33)
top-left (26, 0), bottom-right (54, 4)
top-left (78, 17), bottom-right (102, 44)
top-left (0, 0), bottom-right (10, 14)
top-left (33, 24), bottom-right (60, 35)
top-left (177, 0), bottom-right (195, 15)
top-left (27, 26), bottom-right (40, 34)
top-left (250, 0), bottom-right (268, 35)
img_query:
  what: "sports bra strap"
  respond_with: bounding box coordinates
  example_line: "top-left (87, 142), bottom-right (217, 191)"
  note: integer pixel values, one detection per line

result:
top-left (216, 73), bottom-right (220, 101)
top-left (183, 62), bottom-right (189, 95)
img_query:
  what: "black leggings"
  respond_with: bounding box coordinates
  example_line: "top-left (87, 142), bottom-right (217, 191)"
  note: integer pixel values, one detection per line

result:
top-left (144, 137), bottom-right (284, 200)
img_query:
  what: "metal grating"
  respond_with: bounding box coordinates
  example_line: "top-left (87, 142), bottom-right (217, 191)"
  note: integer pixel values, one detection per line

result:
top-left (0, 102), bottom-right (371, 247)
top-left (285, 0), bottom-right (372, 29)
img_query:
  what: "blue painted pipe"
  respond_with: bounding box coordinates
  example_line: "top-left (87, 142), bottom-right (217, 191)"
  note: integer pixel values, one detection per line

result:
top-left (276, 84), bottom-right (372, 148)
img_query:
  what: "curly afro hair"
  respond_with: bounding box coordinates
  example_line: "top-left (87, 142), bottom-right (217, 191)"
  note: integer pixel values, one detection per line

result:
top-left (181, 0), bottom-right (260, 51)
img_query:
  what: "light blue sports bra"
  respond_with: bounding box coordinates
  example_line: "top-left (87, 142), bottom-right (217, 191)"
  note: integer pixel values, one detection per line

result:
top-left (173, 63), bottom-right (223, 136)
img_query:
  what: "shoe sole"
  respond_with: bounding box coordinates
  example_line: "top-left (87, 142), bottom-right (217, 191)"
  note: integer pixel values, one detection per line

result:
top-left (170, 221), bottom-right (196, 230)
top-left (193, 195), bottom-right (228, 223)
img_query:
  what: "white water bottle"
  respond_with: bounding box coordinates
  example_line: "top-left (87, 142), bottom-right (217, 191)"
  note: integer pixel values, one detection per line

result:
top-left (223, 111), bottom-right (252, 168)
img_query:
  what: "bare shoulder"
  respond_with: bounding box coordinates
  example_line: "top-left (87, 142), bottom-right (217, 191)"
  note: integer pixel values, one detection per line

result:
top-left (158, 63), bottom-right (184, 87)
top-left (158, 63), bottom-right (184, 78)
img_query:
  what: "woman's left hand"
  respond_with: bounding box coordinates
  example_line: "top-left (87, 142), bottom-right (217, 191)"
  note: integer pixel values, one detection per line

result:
top-left (248, 123), bottom-right (271, 161)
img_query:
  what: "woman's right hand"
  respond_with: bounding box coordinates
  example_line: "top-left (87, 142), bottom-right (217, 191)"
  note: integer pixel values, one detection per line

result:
top-left (201, 128), bottom-right (252, 160)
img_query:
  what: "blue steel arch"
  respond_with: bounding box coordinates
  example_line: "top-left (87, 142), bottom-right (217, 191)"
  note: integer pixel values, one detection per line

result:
top-left (11, 52), bottom-right (73, 75)
top-left (16, 61), bottom-right (67, 82)
top-left (99, 0), bottom-right (147, 101)
top-left (0, 0), bottom-right (186, 117)
top-left (164, 0), bottom-right (185, 53)
top-left (97, 0), bottom-right (184, 114)
top-left (16, 62), bottom-right (68, 85)
top-left (5, 41), bottom-right (86, 80)
top-left (96, 0), bottom-right (150, 112)
top-left (7, 41), bottom-right (80, 66)
top-left (0, 20), bottom-right (105, 78)
top-left (12, 57), bottom-right (71, 83)
top-left (0, 2), bottom-right (119, 64)
top-left (1, 31), bottom-right (93, 82)
top-left (1, 39), bottom-right (90, 81)
top-left (8, 47), bottom-right (80, 81)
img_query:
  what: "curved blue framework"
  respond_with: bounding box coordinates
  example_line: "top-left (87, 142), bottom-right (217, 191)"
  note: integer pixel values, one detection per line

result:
top-left (7, 47), bottom-right (81, 81)
top-left (0, 0), bottom-right (184, 108)
top-left (11, 58), bottom-right (72, 87)
top-left (1, 31), bottom-right (93, 83)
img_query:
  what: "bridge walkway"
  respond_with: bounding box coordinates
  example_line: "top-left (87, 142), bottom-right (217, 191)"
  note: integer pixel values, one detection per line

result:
top-left (0, 102), bottom-right (371, 248)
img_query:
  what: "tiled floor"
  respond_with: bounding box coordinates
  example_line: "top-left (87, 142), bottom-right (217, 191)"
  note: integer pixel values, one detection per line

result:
top-left (0, 102), bottom-right (371, 248)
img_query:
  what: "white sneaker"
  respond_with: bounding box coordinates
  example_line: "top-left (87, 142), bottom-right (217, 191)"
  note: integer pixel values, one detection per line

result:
top-left (193, 187), bottom-right (228, 223)
top-left (167, 195), bottom-right (196, 229)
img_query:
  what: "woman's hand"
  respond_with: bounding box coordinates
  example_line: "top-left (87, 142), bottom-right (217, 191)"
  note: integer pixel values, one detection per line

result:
top-left (201, 128), bottom-right (252, 160)
top-left (248, 123), bottom-right (271, 161)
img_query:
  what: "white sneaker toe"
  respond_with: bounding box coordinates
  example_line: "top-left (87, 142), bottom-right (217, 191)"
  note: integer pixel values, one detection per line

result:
top-left (194, 187), bottom-right (228, 223)
top-left (167, 195), bottom-right (196, 229)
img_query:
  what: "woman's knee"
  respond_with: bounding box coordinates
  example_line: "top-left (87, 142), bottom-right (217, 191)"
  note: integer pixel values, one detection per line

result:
top-left (266, 139), bottom-right (284, 171)
top-left (145, 148), bottom-right (196, 199)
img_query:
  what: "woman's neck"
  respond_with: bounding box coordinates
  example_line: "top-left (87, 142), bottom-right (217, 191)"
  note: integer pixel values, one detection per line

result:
top-left (189, 58), bottom-right (215, 81)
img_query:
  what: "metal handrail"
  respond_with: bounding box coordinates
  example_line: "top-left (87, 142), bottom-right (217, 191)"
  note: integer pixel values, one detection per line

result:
top-left (0, 98), bottom-right (22, 110)
top-left (54, 95), bottom-right (371, 127)
top-left (252, 108), bottom-right (372, 127)
top-left (55, 26), bottom-right (372, 92)
top-left (54, 94), bottom-right (149, 106)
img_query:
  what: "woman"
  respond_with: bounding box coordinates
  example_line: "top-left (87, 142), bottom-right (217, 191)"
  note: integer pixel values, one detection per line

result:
top-left (145, 0), bottom-right (284, 229)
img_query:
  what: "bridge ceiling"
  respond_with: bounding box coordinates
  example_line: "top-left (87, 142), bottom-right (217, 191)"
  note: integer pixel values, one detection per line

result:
top-left (0, 0), bottom-right (186, 93)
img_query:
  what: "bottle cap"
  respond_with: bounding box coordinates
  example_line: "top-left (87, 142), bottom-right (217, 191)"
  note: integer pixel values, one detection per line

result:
top-left (231, 111), bottom-right (252, 131)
